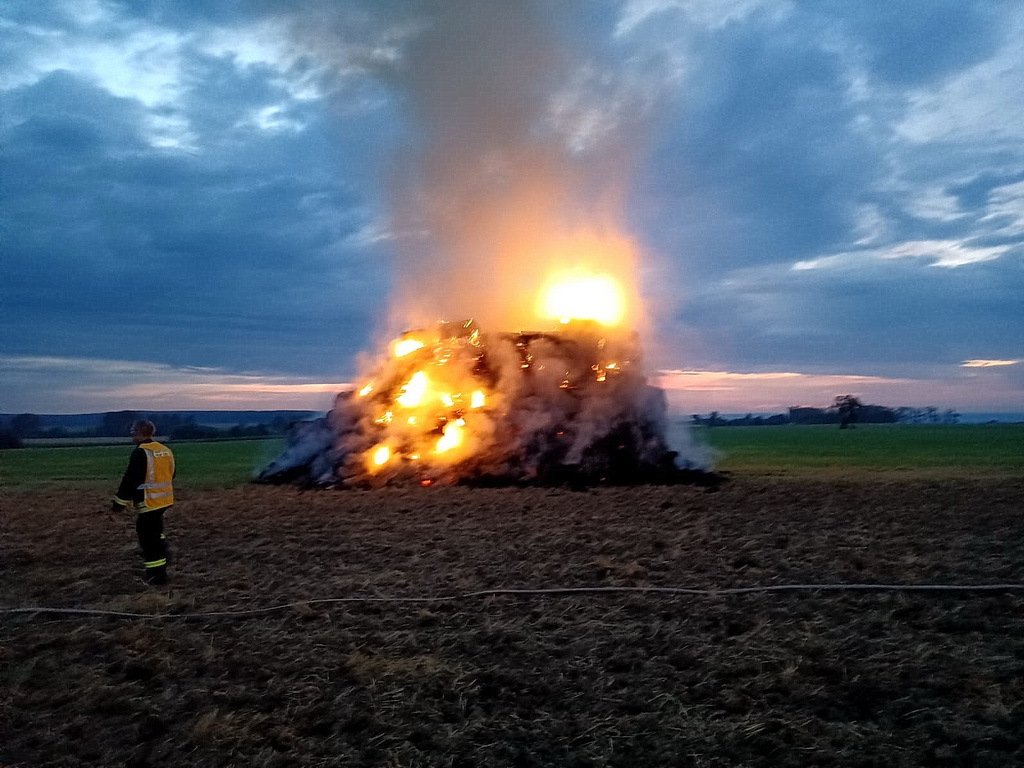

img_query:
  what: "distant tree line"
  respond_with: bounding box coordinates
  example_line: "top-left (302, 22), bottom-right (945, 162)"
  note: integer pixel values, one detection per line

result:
top-left (0, 399), bottom-right (970, 451)
top-left (691, 396), bottom-right (961, 428)
top-left (0, 410), bottom-right (299, 446)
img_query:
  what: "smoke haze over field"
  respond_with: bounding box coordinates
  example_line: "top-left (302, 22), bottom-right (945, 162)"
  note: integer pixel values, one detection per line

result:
top-left (0, 0), bottom-right (1021, 413)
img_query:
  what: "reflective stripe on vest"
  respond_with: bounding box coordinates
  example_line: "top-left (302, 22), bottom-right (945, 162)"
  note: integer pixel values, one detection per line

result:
top-left (138, 441), bottom-right (175, 510)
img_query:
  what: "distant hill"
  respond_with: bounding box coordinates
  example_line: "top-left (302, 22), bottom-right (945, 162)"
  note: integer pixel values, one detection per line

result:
top-left (0, 410), bottom-right (322, 435)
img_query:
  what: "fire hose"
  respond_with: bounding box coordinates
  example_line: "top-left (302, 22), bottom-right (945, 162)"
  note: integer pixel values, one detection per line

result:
top-left (2, 582), bottom-right (1023, 621)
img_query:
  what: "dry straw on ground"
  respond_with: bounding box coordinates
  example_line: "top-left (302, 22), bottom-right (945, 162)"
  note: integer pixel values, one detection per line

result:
top-left (3, 477), bottom-right (1023, 766)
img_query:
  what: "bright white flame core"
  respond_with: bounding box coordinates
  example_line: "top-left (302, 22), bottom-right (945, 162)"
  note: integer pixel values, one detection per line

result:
top-left (537, 272), bottom-right (626, 326)
top-left (396, 371), bottom-right (429, 407)
top-left (435, 419), bottom-right (465, 454)
top-left (393, 338), bottom-right (426, 357)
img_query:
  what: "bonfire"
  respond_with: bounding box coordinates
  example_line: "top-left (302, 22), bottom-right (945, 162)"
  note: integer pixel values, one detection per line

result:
top-left (258, 272), bottom-right (714, 488)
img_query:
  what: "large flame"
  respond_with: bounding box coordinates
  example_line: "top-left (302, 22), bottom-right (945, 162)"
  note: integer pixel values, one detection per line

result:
top-left (349, 321), bottom-right (494, 481)
top-left (344, 271), bottom-right (645, 484)
top-left (256, 261), bottom-right (703, 487)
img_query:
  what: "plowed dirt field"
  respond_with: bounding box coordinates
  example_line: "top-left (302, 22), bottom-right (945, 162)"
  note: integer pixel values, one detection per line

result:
top-left (3, 477), bottom-right (1023, 767)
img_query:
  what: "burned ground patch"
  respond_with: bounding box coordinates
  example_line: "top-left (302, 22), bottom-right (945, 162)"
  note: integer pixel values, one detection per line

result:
top-left (3, 477), bottom-right (1023, 766)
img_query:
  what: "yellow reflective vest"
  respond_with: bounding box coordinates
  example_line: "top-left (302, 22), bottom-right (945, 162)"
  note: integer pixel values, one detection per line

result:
top-left (139, 441), bottom-right (175, 510)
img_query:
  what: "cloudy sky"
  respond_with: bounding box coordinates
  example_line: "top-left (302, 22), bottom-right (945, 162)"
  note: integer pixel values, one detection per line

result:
top-left (2, 0), bottom-right (1022, 415)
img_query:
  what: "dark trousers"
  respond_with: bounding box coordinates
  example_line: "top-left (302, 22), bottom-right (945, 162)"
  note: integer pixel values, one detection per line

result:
top-left (136, 508), bottom-right (169, 583)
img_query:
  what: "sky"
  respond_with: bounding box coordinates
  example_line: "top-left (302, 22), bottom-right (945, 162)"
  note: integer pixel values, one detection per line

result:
top-left (2, 0), bottom-right (1022, 416)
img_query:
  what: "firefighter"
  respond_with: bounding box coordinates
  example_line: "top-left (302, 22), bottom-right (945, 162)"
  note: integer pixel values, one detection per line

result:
top-left (112, 420), bottom-right (175, 585)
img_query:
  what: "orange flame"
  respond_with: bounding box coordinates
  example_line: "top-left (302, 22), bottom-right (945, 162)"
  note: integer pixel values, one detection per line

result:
top-left (367, 443), bottom-right (392, 473)
top-left (353, 257), bottom-right (638, 481)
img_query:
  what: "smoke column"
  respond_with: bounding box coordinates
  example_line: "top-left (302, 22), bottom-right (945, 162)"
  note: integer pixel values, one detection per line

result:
top-left (289, 0), bottom-right (651, 333)
top-left (389, 0), bottom-right (633, 331)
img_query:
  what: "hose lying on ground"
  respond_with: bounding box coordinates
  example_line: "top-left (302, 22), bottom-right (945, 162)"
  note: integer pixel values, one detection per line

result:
top-left (2, 582), bottom-right (1023, 621)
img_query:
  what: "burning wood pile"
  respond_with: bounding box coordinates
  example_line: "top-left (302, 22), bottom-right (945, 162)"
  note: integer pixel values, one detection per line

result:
top-left (258, 314), bottom-right (714, 488)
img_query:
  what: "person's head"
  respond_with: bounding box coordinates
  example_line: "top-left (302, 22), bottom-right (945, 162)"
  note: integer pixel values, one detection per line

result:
top-left (131, 420), bottom-right (156, 444)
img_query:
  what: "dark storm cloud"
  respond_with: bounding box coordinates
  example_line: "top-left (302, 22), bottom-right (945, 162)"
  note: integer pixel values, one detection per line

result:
top-left (638, 19), bottom-right (878, 275)
top-left (675, 254), bottom-right (1024, 374)
top-left (619, 1), bottom-right (1023, 385)
top-left (0, 62), bottom-right (388, 376)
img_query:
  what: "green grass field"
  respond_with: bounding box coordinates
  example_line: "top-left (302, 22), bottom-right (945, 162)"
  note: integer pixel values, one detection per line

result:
top-left (699, 423), bottom-right (1024, 477)
top-left (0, 438), bottom-right (286, 489)
top-left (0, 425), bottom-right (1021, 488)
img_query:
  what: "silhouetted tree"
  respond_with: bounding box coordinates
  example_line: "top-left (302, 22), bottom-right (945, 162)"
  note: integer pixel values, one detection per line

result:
top-left (833, 395), bottom-right (862, 429)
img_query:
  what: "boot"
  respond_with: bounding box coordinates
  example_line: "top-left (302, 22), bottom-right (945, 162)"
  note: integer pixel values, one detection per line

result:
top-left (144, 565), bottom-right (168, 586)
